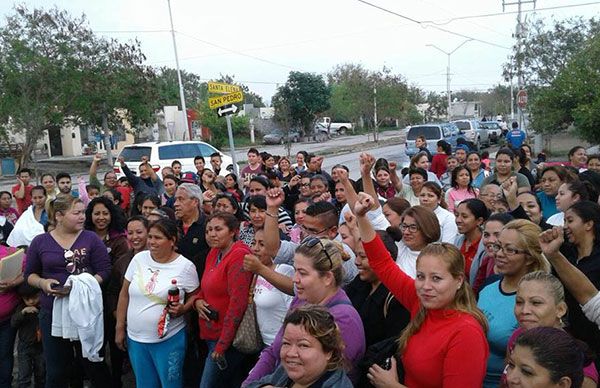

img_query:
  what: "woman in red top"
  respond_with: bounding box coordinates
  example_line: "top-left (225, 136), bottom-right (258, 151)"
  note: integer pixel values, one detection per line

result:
top-left (194, 212), bottom-right (253, 388)
top-left (352, 192), bottom-right (489, 388)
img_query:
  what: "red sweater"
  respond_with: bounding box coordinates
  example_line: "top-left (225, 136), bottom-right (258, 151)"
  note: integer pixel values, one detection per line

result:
top-left (363, 236), bottom-right (489, 388)
top-left (198, 241), bottom-right (252, 354)
top-left (431, 153), bottom-right (448, 178)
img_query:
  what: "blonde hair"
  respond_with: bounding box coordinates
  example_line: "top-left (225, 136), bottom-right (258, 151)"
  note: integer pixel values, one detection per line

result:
top-left (398, 243), bottom-right (488, 353)
top-left (295, 238), bottom-right (348, 286)
top-left (519, 271), bottom-right (565, 305)
top-left (503, 219), bottom-right (551, 273)
top-left (48, 194), bottom-right (83, 226)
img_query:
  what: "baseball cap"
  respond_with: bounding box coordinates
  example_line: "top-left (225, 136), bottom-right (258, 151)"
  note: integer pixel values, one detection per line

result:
top-left (180, 172), bottom-right (198, 184)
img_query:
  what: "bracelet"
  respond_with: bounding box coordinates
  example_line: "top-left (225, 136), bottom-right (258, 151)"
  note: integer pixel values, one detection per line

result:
top-left (265, 211), bottom-right (278, 218)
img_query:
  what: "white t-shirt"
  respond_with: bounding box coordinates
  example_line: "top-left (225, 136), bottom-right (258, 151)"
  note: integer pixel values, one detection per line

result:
top-left (254, 264), bottom-right (295, 346)
top-left (124, 251), bottom-right (199, 343)
top-left (434, 206), bottom-right (458, 243)
top-left (395, 241), bottom-right (420, 279)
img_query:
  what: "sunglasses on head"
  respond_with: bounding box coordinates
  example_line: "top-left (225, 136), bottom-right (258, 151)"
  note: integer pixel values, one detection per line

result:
top-left (301, 237), bottom-right (333, 270)
top-left (64, 250), bottom-right (76, 274)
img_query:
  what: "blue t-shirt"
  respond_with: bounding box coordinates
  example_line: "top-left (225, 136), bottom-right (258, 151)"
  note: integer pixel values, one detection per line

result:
top-left (536, 191), bottom-right (559, 220)
top-left (477, 279), bottom-right (519, 388)
top-left (506, 129), bottom-right (526, 148)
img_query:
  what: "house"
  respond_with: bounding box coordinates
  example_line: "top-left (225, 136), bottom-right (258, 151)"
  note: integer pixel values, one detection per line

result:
top-left (450, 101), bottom-right (481, 120)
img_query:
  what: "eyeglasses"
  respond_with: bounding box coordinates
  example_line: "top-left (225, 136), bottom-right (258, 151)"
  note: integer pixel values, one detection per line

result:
top-left (488, 243), bottom-right (525, 256)
top-left (301, 237), bottom-right (333, 270)
top-left (400, 223), bottom-right (419, 233)
top-left (300, 224), bottom-right (329, 236)
top-left (64, 250), bottom-right (76, 274)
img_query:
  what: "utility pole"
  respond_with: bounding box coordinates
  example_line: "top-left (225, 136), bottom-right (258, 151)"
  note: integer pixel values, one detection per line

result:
top-left (503, 0), bottom-right (537, 145)
top-left (167, 0), bottom-right (190, 141)
top-left (427, 39), bottom-right (472, 121)
top-left (373, 85), bottom-right (378, 142)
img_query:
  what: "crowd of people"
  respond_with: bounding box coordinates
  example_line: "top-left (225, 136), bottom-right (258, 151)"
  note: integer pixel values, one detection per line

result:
top-left (1, 135), bottom-right (600, 387)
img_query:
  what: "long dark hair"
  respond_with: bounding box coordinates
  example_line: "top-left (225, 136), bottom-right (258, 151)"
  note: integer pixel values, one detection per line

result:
top-left (85, 196), bottom-right (127, 233)
top-left (567, 201), bottom-right (600, 248)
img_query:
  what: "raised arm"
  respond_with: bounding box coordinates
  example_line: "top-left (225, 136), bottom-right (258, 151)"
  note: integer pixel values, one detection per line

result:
top-left (243, 254), bottom-right (294, 296)
top-left (89, 153), bottom-right (101, 180)
top-left (263, 188), bottom-right (285, 257)
top-left (359, 153), bottom-right (381, 208)
top-left (501, 176), bottom-right (519, 211)
top-left (389, 161), bottom-right (404, 192)
top-left (539, 227), bottom-right (599, 304)
top-left (337, 168), bottom-right (358, 214)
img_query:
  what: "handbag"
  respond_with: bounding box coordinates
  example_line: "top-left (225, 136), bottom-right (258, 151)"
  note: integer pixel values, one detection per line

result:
top-left (233, 275), bottom-right (263, 354)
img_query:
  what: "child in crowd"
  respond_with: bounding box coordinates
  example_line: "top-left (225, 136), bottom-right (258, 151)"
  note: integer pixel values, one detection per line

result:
top-left (11, 283), bottom-right (45, 388)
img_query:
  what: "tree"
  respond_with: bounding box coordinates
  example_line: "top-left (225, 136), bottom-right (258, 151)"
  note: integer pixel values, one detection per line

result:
top-left (528, 32), bottom-right (600, 142)
top-left (0, 6), bottom-right (92, 167)
top-left (503, 17), bottom-right (600, 87)
top-left (155, 67), bottom-right (204, 108)
top-left (194, 101), bottom-right (250, 149)
top-left (212, 74), bottom-right (265, 108)
top-left (326, 63), bottom-right (372, 129)
top-left (273, 71), bottom-right (330, 134)
top-left (0, 6), bottom-right (158, 167)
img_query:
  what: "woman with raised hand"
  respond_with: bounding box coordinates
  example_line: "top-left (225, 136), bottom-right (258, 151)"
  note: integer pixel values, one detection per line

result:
top-left (481, 147), bottom-right (531, 191)
top-left (540, 226), bottom-right (600, 330)
top-left (551, 201), bottom-right (600, 361)
top-left (477, 219), bottom-right (550, 387)
top-left (115, 218), bottom-right (199, 388)
top-left (418, 181), bottom-right (458, 243)
top-left (499, 271), bottom-right (598, 387)
top-left (243, 208), bottom-right (365, 385)
top-left (246, 305), bottom-right (353, 388)
top-left (353, 191), bottom-right (489, 388)
top-left (25, 194), bottom-right (112, 387)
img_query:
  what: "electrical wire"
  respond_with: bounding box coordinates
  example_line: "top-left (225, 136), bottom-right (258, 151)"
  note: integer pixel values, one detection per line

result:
top-left (356, 0), bottom-right (512, 49)
top-left (423, 1), bottom-right (600, 25)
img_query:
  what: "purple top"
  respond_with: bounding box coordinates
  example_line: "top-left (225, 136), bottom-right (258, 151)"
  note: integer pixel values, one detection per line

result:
top-left (243, 288), bottom-right (366, 385)
top-left (24, 230), bottom-right (112, 311)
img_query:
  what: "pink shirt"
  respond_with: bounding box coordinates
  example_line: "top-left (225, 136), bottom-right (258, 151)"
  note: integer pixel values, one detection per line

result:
top-left (0, 246), bottom-right (23, 321)
top-left (446, 187), bottom-right (479, 213)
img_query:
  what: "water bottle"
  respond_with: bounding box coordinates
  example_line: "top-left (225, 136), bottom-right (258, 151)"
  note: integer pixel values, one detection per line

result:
top-left (168, 279), bottom-right (179, 306)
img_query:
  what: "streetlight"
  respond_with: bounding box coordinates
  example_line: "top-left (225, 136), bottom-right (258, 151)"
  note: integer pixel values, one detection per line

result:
top-left (166, 0), bottom-right (190, 141)
top-left (426, 39), bottom-right (472, 121)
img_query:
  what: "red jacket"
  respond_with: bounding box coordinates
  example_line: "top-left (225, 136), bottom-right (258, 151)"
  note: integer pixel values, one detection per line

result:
top-left (198, 241), bottom-right (252, 354)
top-left (363, 235), bottom-right (489, 388)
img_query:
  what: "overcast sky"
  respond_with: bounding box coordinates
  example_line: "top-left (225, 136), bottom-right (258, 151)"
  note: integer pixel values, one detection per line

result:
top-left (2, 0), bottom-right (599, 104)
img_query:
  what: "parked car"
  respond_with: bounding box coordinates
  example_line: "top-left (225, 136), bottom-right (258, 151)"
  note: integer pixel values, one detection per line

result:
top-left (263, 129), bottom-right (301, 145)
top-left (314, 117), bottom-right (352, 135)
top-left (479, 121), bottom-right (503, 143)
top-left (452, 120), bottom-right (490, 151)
top-left (114, 141), bottom-right (233, 178)
top-left (405, 123), bottom-right (460, 157)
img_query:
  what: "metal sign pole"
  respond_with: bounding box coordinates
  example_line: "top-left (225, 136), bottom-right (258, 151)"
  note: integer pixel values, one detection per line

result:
top-left (225, 115), bottom-right (239, 176)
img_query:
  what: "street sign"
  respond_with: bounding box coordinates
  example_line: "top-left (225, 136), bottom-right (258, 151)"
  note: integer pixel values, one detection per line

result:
top-left (217, 104), bottom-right (238, 117)
top-left (208, 82), bottom-right (241, 94)
top-left (517, 89), bottom-right (528, 109)
top-left (208, 91), bottom-right (244, 110)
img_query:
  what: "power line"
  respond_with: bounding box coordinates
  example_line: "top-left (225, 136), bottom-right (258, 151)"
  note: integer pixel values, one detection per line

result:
top-left (423, 1), bottom-right (600, 25)
top-left (356, 0), bottom-right (511, 49)
top-left (176, 31), bottom-right (300, 71)
top-left (95, 29), bottom-right (171, 33)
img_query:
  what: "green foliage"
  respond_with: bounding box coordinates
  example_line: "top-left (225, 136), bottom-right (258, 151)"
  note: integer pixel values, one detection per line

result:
top-left (452, 85), bottom-right (512, 117)
top-left (155, 67), bottom-right (204, 108)
top-left (273, 71), bottom-right (330, 133)
top-left (528, 32), bottom-right (600, 143)
top-left (504, 17), bottom-right (600, 87)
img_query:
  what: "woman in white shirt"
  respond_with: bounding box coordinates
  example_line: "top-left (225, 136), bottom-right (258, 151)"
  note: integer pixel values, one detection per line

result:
top-left (418, 181), bottom-right (458, 243)
top-left (115, 219), bottom-right (199, 388)
top-left (242, 228), bottom-right (294, 346)
top-left (547, 180), bottom-right (590, 226)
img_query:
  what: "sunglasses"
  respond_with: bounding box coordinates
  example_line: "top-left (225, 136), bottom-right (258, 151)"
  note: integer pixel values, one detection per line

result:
top-left (302, 237), bottom-right (333, 270)
top-left (64, 250), bottom-right (76, 274)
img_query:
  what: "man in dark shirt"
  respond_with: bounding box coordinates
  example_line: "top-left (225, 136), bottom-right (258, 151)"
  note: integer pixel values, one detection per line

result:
top-left (117, 156), bottom-right (164, 197)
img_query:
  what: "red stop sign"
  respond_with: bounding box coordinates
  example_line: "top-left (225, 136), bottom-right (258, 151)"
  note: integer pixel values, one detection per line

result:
top-left (517, 89), bottom-right (528, 108)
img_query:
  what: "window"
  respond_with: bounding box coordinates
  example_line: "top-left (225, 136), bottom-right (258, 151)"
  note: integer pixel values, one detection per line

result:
top-left (120, 146), bottom-right (151, 162)
top-left (454, 121), bottom-right (471, 131)
top-left (407, 126), bottom-right (441, 140)
top-left (158, 143), bottom-right (218, 160)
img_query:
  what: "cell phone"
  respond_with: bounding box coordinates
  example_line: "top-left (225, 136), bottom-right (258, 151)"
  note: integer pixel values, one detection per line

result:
top-left (379, 357), bottom-right (392, 370)
top-left (51, 283), bottom-right (71, 294)
top-left (206, 306), bottom-right (219, 321)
